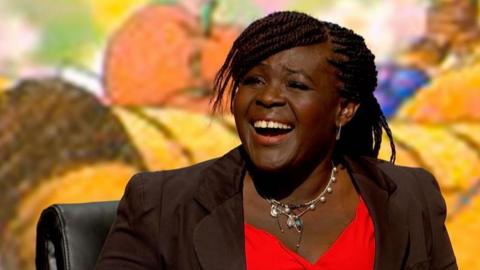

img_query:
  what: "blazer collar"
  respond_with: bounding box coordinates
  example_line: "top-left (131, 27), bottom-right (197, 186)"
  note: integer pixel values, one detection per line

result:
top-left (193, 149), bottom-right (410, 270)
top-left (343, 156), bottom-right (409, 270)
top-left (194, 146), bottom-right (246, 212)
top-left (193, 146), bottom-right (246, 270)
top-left (343, 155), bottom-right (397, 195)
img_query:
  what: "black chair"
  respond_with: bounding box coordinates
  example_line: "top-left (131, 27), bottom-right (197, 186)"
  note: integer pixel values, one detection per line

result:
top-left (35, 201), bottom-right (118, 270)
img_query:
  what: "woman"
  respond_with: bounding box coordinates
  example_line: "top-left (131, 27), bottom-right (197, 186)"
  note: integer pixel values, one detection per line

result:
top-left (96, 11), bottom-right (457, 270)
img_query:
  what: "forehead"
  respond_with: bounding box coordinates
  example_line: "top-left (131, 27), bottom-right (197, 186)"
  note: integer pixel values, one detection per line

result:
top-left (256, 43), bottom-right (334, 74)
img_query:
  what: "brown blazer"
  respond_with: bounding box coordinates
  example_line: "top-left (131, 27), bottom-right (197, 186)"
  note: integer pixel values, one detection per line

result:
top-left (95, 146), bottom-right (457, 270)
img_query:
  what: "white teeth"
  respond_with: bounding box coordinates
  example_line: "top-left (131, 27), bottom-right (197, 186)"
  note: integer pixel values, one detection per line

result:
top-left (253, 120), bottom-right (292, 129)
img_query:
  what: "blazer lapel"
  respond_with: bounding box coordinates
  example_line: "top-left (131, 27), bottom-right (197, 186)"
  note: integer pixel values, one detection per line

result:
top-left (193, 147), bottom-right (247, 270)
top-left (344, 156), bottom-right (410, 270)
top-left (193, 193), bottom-right (245, 270)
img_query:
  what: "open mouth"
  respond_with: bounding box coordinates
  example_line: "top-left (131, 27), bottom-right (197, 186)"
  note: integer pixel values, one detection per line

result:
top-left (252, 120), bottom-right (294, 137)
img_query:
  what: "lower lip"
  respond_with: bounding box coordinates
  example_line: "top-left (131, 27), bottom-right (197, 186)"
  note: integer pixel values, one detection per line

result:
top-left (252, 130), bottom-right (292, 145)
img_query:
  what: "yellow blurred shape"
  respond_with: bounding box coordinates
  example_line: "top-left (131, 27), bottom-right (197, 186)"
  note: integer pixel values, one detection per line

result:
top-left (450, 123), bottom-right (480, 148)
top-left (87, 0), bottom-right (148, 32)
top-left (113, 106), bottom-right (191, 170)
top-left (7, 162), bottom-right (137, 270)
top-left (142, 107), bottom-right (240, 163)
top-left (0, 75), bottom-right (12, 91)
top-left (389, 121), bottom-right (480, 192)
top-left (378, 133), bottom-right (421, 168)
top-left (447, 191), bottom-right (480, 270)
top-left (398, 63), bottom-right (480, 122)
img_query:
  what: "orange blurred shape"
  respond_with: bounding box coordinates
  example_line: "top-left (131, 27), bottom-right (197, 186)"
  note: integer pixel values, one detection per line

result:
top-left (105, 5), bottom-right (197, 105)
top-left (398, 64), bottom-right (480, 122)
top-left (200, 25), bottom-right (240, 83)
top-left (105, 4), bottom-right (240, 113)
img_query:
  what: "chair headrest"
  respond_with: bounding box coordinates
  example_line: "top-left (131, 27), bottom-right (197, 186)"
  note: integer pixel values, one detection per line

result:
top-left (36, 201), bottom-right (118, 270)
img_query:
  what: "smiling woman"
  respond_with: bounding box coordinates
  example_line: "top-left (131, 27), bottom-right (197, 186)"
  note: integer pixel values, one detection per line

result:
top-left (95, 11), bottom-right (457, 270)
top-left (233, 44), bottom-right (347, 173)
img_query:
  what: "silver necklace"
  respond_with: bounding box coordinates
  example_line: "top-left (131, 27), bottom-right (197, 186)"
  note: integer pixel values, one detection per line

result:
top-left (266, 165), bottom-right (338, 249)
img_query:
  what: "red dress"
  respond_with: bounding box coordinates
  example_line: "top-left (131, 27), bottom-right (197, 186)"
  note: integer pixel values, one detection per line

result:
top-left (244, 199), bottom-right (375, 270)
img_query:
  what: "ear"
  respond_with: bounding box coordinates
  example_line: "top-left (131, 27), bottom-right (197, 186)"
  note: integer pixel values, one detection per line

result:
top-left (336, 100), bottom-right (360, 127)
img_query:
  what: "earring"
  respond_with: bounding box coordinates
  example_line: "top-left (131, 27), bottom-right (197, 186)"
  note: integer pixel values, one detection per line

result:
top-left (336, 124), bottom-right (342, 141)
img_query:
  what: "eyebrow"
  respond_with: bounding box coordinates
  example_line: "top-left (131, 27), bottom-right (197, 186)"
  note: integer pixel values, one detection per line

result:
top-left (256, 62), bottom-right (315, 84)
top-left (281, 65), bottom-right (315, 84)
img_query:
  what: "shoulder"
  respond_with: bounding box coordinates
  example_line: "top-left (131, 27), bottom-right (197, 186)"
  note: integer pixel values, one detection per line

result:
top-left (370, 157), bottom-right (440, 193)
top-left (357, 156), bottom-right (434, 184)
top-left (123, 157), bottom-right (219, 212)
top-left (352, 157), bottom-right (456, 267)
top-left (360, 156), bottom-right (445, 212)
top-left (121, 146), bottom-right (244, 214)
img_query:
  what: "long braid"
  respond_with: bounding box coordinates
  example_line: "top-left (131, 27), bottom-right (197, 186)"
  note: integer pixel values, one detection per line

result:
top-left (323, 22), bottom-right (396, 162)
top-left (212, 11), bottom-right (396, 162)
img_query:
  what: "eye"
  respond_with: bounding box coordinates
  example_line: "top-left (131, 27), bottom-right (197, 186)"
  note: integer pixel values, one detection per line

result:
top-left (241, 76), bottom-right (265, 86)
top-left (287, 81), bottom-right (310, 90)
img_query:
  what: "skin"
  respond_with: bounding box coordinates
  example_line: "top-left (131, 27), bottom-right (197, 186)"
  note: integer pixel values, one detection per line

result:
top-left (234, 42), bottom-right (362, 263)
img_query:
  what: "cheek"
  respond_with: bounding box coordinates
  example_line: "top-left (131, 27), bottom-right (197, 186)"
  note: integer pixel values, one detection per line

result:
top-left (233, 88), bottom-right (253, 117)
top-left (232, 96), bottom-right (243, 124)
top-left (292, 95), bottom-right (337, 123)
top-left (291, 95), bottom-right (339, 140)
top-left (232, 88), bottom-right (252, 135)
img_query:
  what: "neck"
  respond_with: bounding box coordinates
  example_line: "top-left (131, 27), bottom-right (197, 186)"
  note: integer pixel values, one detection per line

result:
top-left (247, 157), bottom-right (335, 204)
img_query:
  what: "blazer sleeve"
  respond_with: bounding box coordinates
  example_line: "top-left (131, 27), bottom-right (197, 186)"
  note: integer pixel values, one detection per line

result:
top-left (414, 168), bottom-right (458, 270)
top-left (95, 173), bottom-right (163, 269)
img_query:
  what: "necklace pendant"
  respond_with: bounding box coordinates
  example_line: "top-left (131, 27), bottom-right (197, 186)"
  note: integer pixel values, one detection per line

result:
top-left (286, 215), bottom-right (296, 228)
top-left (286, 215), bottom-right (303, 232)
top-left (294, 217), bottom-right (303, 233)
top-left (270, 205), bottom-right (279, 218)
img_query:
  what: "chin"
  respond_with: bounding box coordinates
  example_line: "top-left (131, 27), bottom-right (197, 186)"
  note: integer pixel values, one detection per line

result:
top-left (251, 158), bottom-right (287, 173)
top-left (243, 143), bottom-right (294, 173)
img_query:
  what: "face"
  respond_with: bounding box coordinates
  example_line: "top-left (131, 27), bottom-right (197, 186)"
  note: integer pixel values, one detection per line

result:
top-left (233, 43), bottom-right (351, 173)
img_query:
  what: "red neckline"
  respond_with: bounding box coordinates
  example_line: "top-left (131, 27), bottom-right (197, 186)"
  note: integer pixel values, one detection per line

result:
top-left (244, 197), bottom-right (364, 266)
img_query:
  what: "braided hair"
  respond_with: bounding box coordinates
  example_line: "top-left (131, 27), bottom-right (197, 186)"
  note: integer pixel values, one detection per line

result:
top-left (212, 11), bottom-right (395, 162)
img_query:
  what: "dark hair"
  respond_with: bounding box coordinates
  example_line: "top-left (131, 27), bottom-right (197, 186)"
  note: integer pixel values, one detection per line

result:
top-left (212, 11), bottom-right (395, 162)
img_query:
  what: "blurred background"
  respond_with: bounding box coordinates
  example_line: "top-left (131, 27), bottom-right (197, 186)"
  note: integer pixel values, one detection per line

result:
top-left (1, 0), bottom-right (479, 269)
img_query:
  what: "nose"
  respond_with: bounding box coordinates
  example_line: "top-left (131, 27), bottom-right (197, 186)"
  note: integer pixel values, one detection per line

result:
top-left (255, 84), bottom-right (286, 108)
